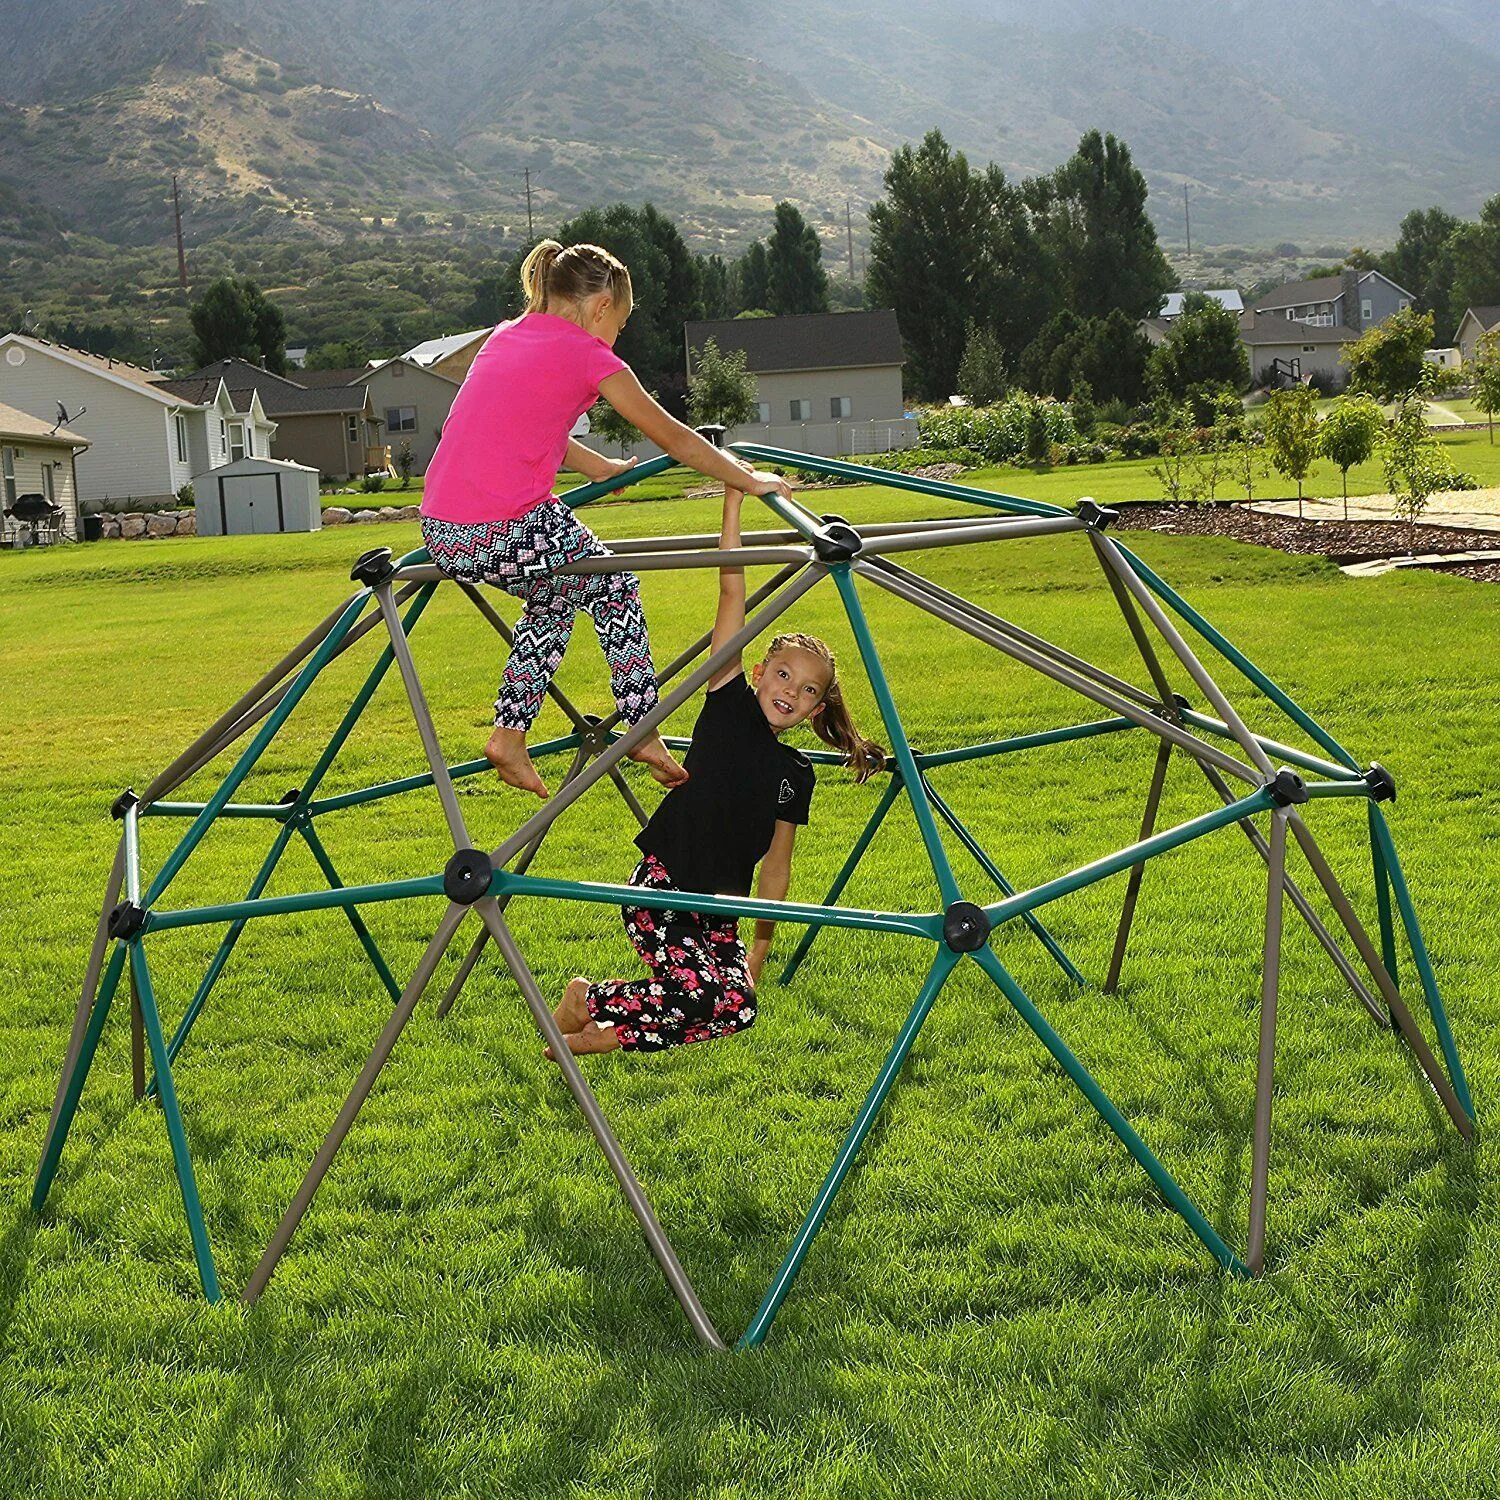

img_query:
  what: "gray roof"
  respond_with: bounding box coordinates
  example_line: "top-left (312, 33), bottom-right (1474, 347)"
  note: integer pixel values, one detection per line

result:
top-left (174, 357), bottom-right (304, 389)
top-left (1161, 289), bottom-right (1243, 317)
top-left (1238, 312), bottom-right (1358, 346)
top-left (404, 328), bottom-right (490, 365)
top-left (1460, 305), bottom-right (1500, 332)
top-left (294, 367), bottom-right (367, 388)
top-left (683, 310), bottom-right (904, 373)
top-left (239, 382), bottom-right (370, 416)
top-left (1251, 275), bottom-right (1345, 311)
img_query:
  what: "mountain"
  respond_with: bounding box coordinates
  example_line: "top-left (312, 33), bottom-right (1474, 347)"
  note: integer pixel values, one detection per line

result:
top-left (0, 0), bottom-right (1496, 254)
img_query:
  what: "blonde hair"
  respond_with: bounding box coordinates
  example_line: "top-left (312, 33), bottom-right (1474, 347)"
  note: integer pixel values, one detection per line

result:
top-left (765, 633), bottom-right (885, 783)
top-left (520, 239), bottom-right (633, 320)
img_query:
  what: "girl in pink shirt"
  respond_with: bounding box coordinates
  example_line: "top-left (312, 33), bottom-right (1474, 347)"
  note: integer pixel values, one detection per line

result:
top-left (421, 239), bottom-right (793, 797)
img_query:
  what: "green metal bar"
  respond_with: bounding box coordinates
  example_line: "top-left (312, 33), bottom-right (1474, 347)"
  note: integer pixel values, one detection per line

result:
top-left (32, 941), bottom-right (128, 1210)
top-left (740, 946), bottom-right (960, 1348)
top-left (729, 442), bottom-right (1069, 519)
top-left (915, 717), bottom-right (1139, 769)
top-left (972, 944), bottom-right (1248, 1275)
top-left (144, 591), bottom-right (371, 907)
top-left (1176, 709), bottom-right (1363, 783)
top-left (1302, 780), bottom-right (1377, 801)
top-left (921, 777), bottom-right (1085, 987)
top-left (1114, 543), bottom-right (1361, 773)
top-left (1368, 807), bottom-right (1473, 1122)
top-left (496, 870), bottom-right (943, 942)
top-left (984, 787), bottom-right (1277, 926)
top-left (612, 728), bottom-right (861, 769)
top-left (780, 775), bottom-right (904, 984)
top-left (130, 942), bottom-right (221, 1302)
top-left (142, 802), bottom-right (297, 820)
top-left (1369, 803), bottom-right (1399, 996)
top-left (296, 821), bottom-right (402, 1001)
top-left (151, 816), bottom-right (302, 1093)
top-left (305, 732), bottom-right (583, 817)
top-left (832, 567), bottom-right (962, 907)
top-left (750, 487), bottom-right (824, 542)
top-left (144, 873), bottom-right (449, 933)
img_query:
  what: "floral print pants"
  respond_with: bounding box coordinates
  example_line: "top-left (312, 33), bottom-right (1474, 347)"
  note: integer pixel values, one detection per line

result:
top-left (585, 855), bottom-right (758, 1053)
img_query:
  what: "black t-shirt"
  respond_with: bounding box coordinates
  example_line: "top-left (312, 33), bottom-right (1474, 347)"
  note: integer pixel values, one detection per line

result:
top-left (636, 673), bottom-right (815, 896)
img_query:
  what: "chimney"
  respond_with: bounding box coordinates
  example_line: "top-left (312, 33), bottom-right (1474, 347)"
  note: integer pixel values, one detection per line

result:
top-left (1340, 267), bottom-right (1361, 329)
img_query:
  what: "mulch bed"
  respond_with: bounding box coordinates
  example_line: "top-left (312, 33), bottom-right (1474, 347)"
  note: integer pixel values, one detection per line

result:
top-left (1111, 501), bottom-right (1500, 575)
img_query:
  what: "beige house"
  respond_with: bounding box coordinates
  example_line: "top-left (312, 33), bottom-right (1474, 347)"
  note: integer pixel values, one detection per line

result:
top-left (300, 359), bottom-right (460, 475)
top-left (1238, 313), bottom-right (1358, 391)
top-left (1455, 306), bottom-right (1500, 366)
top-left (682, 310), bottom-right (915, 456)
top-left (403, 328), bottom-right (491, 384)
top-left (0, 400), bottom-right (89, 544)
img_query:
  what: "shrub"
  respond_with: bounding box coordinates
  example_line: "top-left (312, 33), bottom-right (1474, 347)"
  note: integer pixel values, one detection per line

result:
top-left (856, 446), bottom-right (984, 473)
top-left (916, 393), bottom-right (1077, 466)
top-left (174, 482), bottom-right (195, 507)
top-left (360, 473), bottom-right (386, 493)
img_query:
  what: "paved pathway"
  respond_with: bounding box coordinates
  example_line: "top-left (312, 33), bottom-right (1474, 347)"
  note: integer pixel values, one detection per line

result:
top-left (1252, 491), bottom-right (1500, 534)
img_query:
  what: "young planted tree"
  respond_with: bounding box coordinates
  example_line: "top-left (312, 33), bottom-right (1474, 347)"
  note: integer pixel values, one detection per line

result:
top-left (1383, 387), bottom-right (1466, 550)
top-left (396, 440), bottom-right (415, 489)
top-left (1342, 307), bottom-right (1435, 402)
top-left (686, 338), bottom-right (759, 430)
top-left (1150, 402), bottom-right (1200, 503)
top-left (1191, 391), bottom-right (1243, 501)
top-left (1233, 420), bottom-right (1265, 504)
top-left (1317, 393), bottom-right (1385, 518)
top-left (1261, 386), bottom-right (1320, 517)
top-left (588, 398), bottom-right (647, 457)
top-left (1471, 330), bottom-right (1500, 444)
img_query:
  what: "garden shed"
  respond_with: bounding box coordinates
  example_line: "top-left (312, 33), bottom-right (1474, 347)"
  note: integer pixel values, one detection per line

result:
top-left (194, 456), bottom-right (321, 536)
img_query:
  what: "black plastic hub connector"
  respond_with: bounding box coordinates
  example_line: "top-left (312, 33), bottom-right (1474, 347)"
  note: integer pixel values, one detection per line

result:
top-left (696, 424), bottom-right (727, 448)
top-left (1172, 692), bottom-right (1192, 711)
top-left (1364, 762), bottom-right (1398, 803)
top-left (812, 520), bottom-right (862, 563)
top-left (110, 788), bottom-right (139, 820)
top-left (278, 787), bottom-right (302, 806)
top-left (820, 512), bottom-right (850, 526)
top-left (1267, 767), bottom-right (1309, 806)
top-left (1076, 499), bottom-right (1119, 531)
top-left (942, 900), bottom-right (992, 953)
top-left (443, 847), bottom-right (494, 905)
top-left (108, 901), bottom-right (147, 940)
top-left (350, 546), bottom-right (395, 587)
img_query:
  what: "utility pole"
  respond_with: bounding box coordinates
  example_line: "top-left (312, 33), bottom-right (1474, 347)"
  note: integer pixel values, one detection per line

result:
top-left (846, 199), bottom-right (855, 280)
top-left (1183, 185), bottom-right (1191, 258)
top-left (172, 174), bottom-right (188, 289)
top-left (524, 167), bottom-right (534, 239)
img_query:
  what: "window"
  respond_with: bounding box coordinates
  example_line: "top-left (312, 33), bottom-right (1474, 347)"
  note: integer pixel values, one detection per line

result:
top-left (385, 406), bottom-right (418, 433)
top-left (830, 396), bottom-right (852, 419)
top-left (346, 414), bottom-right (360, 444)
top-left (174, 413), bottom-right (188, 463)
top-left (789, 398), bottom-right (811, 421)
top-left (2, 446), bottom-right (15, 508)
top-left (41, 463), bottom-right (54, 504)
top-left (229, 422), bottom-right (246, 463)
top-left (1399, 298), bottom-right (1410, 311)
top-left (1285, 309), bottom-right (1295, 320)
top-left (756, 402), bottom-right (771, 425)
top-left (1361, 299), bottom-right (1373, 322)
top-left (1303, 345), bottom-right (1316, 354)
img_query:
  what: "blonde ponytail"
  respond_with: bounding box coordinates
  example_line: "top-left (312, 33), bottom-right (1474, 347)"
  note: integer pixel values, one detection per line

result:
top-left (519, 239), bottom-right (633, 320)
top-left (521, 239), bottom-right (564, 313)
top-left (767, 633), bottom-right (886, 784)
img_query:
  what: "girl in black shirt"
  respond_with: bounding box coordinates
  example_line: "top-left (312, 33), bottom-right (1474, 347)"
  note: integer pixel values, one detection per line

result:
top-left (547, 486), bottom-right (884, 1057)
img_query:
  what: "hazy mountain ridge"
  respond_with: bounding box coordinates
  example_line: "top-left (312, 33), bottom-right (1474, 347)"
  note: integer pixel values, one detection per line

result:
top-left (0, 0), bottom-right (1494, 253)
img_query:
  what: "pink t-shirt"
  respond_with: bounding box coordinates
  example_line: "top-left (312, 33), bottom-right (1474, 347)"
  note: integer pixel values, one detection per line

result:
top-left (420, 312), bottom-right (628, 525)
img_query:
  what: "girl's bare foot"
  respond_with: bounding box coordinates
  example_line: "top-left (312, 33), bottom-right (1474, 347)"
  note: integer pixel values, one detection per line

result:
top-left (544, 1022), bottom-right (620, 1060)
top-left (485, 726), bottom-right (549, 798)
top-left (629, 731), bottom-right (688, 789)
top-left (553, 976), bottom-right (591, 1033)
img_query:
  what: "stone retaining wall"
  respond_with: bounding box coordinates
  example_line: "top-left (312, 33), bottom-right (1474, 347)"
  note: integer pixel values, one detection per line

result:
top-left (96, 504), bottom-right (423, 539)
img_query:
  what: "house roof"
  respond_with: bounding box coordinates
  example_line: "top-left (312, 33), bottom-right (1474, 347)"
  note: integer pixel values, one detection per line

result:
top-left (1238, 312), bottom-right (1358, 346)
top-left (173, 357), bottom-right (304, 389)
top-left (357, 356), bottom-right (459, 386)
top-left (683, 310), bottom-right (905, 373)
top-left (403, 328), bottom-right (490, 366)
top-left (1458, 305), bottom-right (1500, 333)
top-left (1160, 289), bottom-right (1243, 317)
top-left (236, 382), bottom-right (370, 416)
top-left (1, 333), bottom-right (192, 406)
top-left (294, 367), bottom-right (367, 387)
top-left (161, 359), bottom-right (369, 416)
top-left (0, 399), bottom-right (90, 447)
top-left (1252, 275), bottom-right (1345, 311)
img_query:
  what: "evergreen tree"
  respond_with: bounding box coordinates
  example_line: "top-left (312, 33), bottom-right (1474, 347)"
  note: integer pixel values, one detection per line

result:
top-left (956, 323), bottom-right (1007, 404)
top-left (1146, 301), bottom-right (1249, 406)
top-left (189, 277), bottom-right (288, 372)
top-left (698, 254), bottom-right (732, 319)
top-left (736, 241), bottom-right (770, 313)
top-left (1379, 207), bottom-right (1460, 344)
top-left (765, 202), bottom-right (829, 315)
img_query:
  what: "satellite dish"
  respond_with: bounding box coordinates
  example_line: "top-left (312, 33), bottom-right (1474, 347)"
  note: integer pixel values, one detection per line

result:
top-left (52, 400), bottom-right (86, 434)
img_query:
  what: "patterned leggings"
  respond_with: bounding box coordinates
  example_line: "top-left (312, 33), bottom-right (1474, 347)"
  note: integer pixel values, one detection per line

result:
top-left (421, 501), bottom-right (659, 731)
top-left (586, 855), bottom-right (758, 1053)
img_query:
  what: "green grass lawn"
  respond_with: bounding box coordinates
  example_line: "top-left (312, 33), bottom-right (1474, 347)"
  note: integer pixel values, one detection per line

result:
top-left (3, 484), bottom-right (1499, 1497)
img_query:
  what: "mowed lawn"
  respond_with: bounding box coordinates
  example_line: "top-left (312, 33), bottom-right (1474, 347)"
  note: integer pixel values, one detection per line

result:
top-left (2, 481), bottom-right (1499, 1498)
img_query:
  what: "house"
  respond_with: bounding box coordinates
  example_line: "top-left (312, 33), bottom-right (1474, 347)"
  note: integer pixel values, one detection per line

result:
top-left (1454, 306), bottom-right (1500, 365)
top-left (157, 359), bottom-right (385, 480)
top-left (1159, 289), bottom-right (1244, 319)
top-left (1237, 312), bottom-right (1358, 391)
top-left (300, 359), bottom-right (460, 476)
top-left (680, 310), bottom-right (916, 457)
top-left (0, 399), bottom-right (89, 544)
top-left (1250, 268), bottom-right (1413, 331)
top-left (0, 333), bottom-right (263, 508)
top-left (403, 328), bottom-right (491, 383)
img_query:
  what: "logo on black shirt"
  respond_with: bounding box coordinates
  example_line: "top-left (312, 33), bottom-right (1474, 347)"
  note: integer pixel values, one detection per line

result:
top-left (778, 778), bottom-right (795, 804)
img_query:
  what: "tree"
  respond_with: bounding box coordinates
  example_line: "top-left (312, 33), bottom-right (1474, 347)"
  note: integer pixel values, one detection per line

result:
top-left (686, 338), bottom-right (759, 429)
top-left (588, 397), bottom-right (648, 456)
top-left (956, 323), bottom-right (1007, 404)
top-left (1150, 402), bottom-right (1201, 504)
top-left (765, 202), bottom-right (829, 315)
top-left (1449, 194), bottom-right (1500, 315)
top-left (189, 276), bottom-right (288, 372)
top-left (1027, 130), bottom-right (1174, 321)
top-left (698, 254), bottom-right (731, 319)
top-left (1261, 386), bottom-right (1320, 517)
top-left (1146, 301), bottom-right (1249, 407)
top-left (1472, 332), bottom-right (1500, 444)
top-left (1018, 309), bottom-right (1149, 404)
top-left (307, 339), bottom-right (369, 371)
top-left (1342, 307), bottom-right (1435, 402)
top-left (1317, 393), bottom-right (1385, 518)
top-left (395, 439), bottom-right (416, 489)
top-left (736, 241), bottom-right (770, 314)
top-left (1383, 386), bottom-right (1464, 549)
top-left (1379, 207), bottom-right (1461, 344)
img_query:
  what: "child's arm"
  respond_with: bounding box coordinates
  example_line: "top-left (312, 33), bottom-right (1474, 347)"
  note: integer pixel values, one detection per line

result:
top-left (564, 439), bottom-right (636, 486)
top-left (597, 370), bottom-right (794, 499)
top-left (748, 820), bottom-right (797, 985)
top-left (709, 487), bottom-right (747, 689)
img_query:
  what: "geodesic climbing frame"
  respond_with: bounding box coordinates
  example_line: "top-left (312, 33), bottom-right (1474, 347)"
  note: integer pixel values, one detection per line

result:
top-left (33, 446), bottom-right (1475, 1350)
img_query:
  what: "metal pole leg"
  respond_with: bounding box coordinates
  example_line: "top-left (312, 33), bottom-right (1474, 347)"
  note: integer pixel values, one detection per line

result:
top-left (1370, 803), bottom-right (1399, 998)
top-left (1105, 742), bottom-right (1173, 994)
top-left (297, 821), bottom-right (402, 1002)
top-left (1247, 810), bottom-right (1287, 1276)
